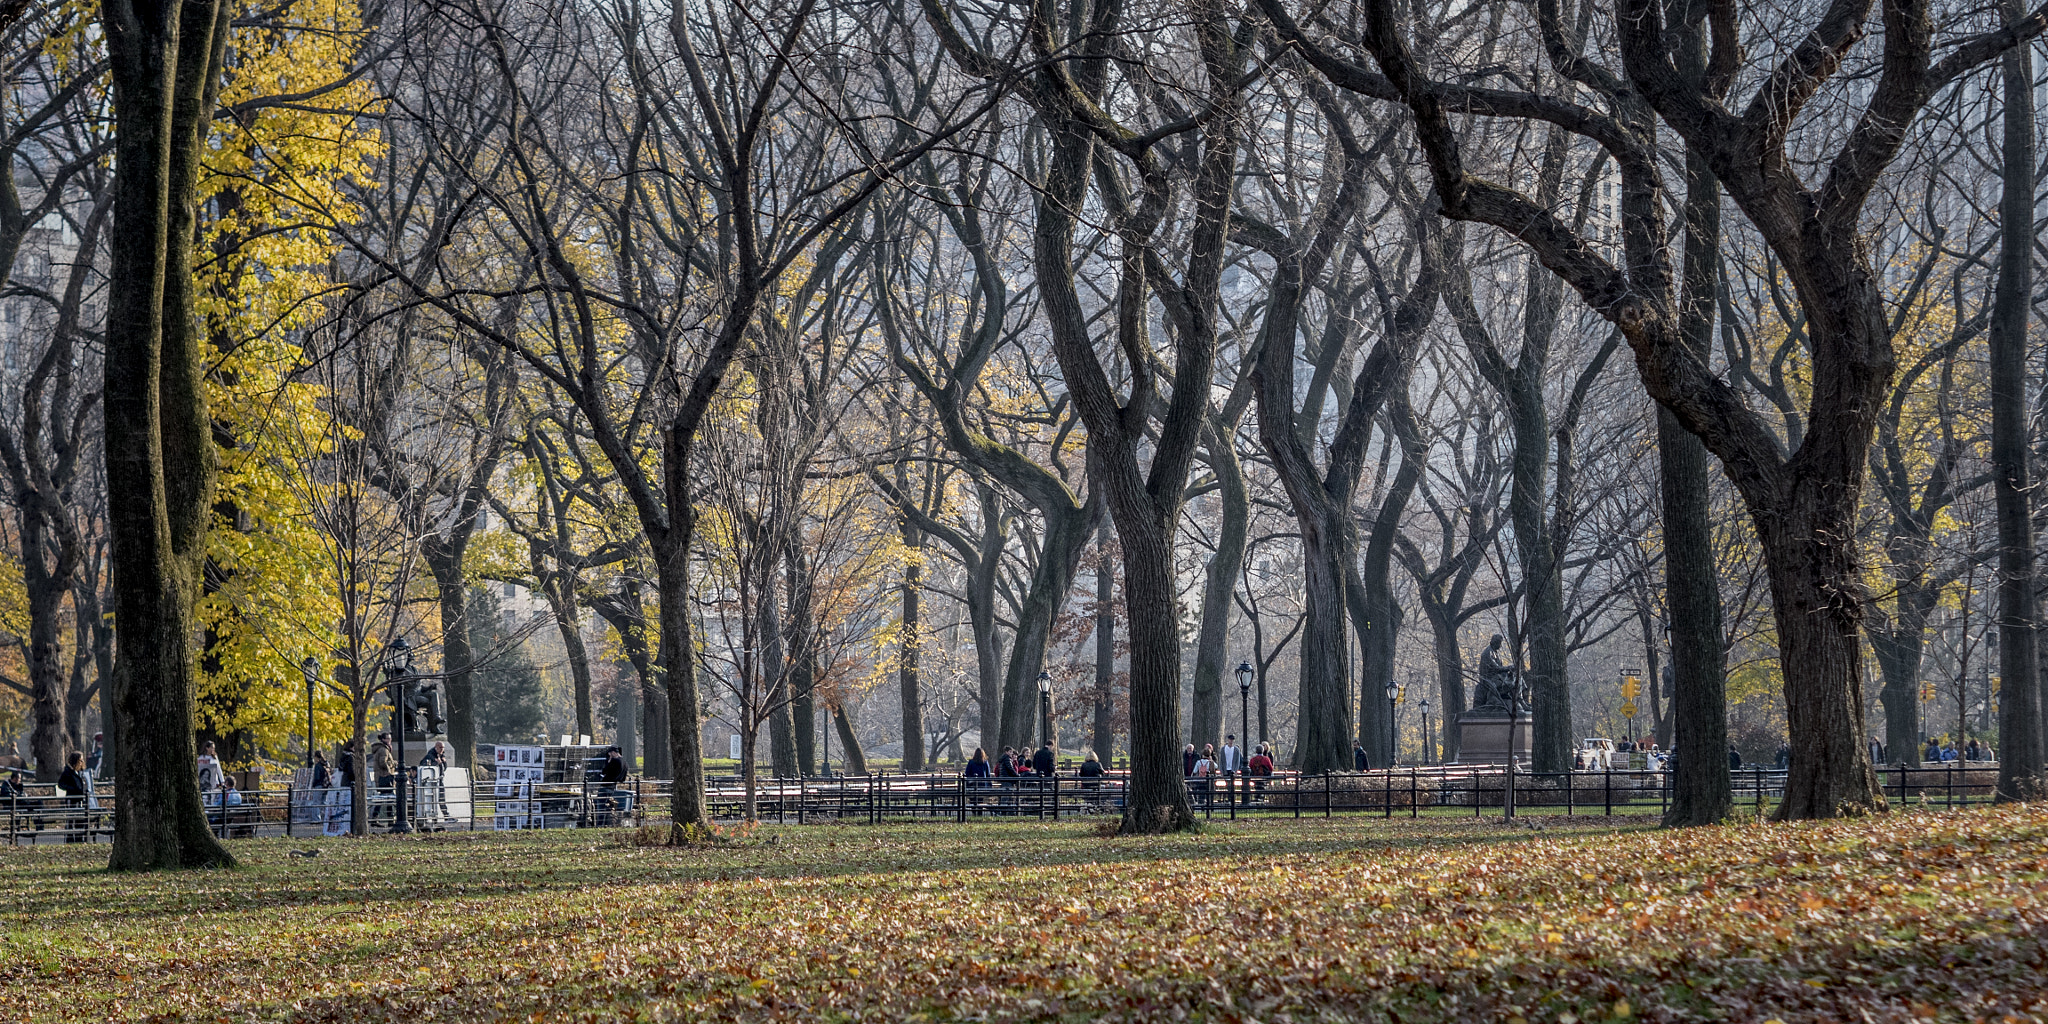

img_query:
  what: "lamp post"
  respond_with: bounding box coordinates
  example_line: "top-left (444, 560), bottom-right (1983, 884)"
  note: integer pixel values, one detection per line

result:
top-left (1036, 670), bottom-right (1053, 750)
top-left (1504, 666), bottom-right (1523, 821)
top-left (1235, 662), bottom-right (1254, 770)
top-left (301, 656), bottom-right (319, 774)
top-left (1419, 698), bottom-right (1431, 766)
top-left (381, 638), bottom-right (414, 834)
top-left (1384, 680), bottom-right (1399, 768)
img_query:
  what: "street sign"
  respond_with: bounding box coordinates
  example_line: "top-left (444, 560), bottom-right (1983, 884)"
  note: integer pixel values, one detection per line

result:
top-left (1619, 701), bottom-right (1638, 718)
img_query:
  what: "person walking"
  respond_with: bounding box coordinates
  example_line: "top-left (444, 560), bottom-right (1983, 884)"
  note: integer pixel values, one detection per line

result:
top-left (85, 733), bottom-right (104, 778)
top-left (370, 732), bottom-right (398, 823)
top-left (1190, 748), bottom-right (1216, 808)
top-left (195, 740), bottom-right (224, 793)
top-left (1727, 744), bottom-right (1742, 771)
top-left (1182, 744), bottom-right (1197, 778)
top-left (1220, 735), bottom-right (1241, 774)
top-left (310, 750), bottom-right (332, 790)
top-left (599, 746), bottom-right (631, 824)
top-left (1031, 742), bottom-right (1055, 778)
top-left (1353, 742), bottom-right (1369, 772)
top-left (58, 751), bottom-right (94, 842)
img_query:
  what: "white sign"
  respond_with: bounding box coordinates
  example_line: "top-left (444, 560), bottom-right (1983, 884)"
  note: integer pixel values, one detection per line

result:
top-left (730, 733), bottom-right (742, 759)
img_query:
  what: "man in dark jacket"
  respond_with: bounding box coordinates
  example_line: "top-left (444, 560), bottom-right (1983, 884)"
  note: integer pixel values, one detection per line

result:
top-left (1353, 743), bottom-right (1370, 771)
top-left (1727, 744), bottom-right (1742, 770)
top-left (1031, 743), bottom-right (1055, 777)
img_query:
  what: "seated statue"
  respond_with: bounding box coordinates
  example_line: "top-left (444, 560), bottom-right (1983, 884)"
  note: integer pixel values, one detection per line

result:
top-left (1473, 634), bottom-right (1519, 712)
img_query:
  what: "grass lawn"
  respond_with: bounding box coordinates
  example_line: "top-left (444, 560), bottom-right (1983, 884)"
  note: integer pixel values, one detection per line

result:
top-left (4, 806), bottom-right (2045, 1023)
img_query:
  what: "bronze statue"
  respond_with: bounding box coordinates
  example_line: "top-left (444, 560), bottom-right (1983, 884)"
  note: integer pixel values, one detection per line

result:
top-left (1473, 634), bottom-right (1523, 711)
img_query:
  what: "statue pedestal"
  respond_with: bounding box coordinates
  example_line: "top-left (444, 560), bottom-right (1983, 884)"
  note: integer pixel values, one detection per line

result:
top-left (1456, 712), bottom-right (1531, 765)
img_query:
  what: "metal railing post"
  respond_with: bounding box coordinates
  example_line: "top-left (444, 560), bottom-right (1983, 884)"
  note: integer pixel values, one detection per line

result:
top-left (1324, 772), bottom-right (1332, 818)
top-left (286, 785), bottom-right (294, 839)
top-left (1410, 766), bottom-right (1418, 819)
top-left (1754, 766), bottom-right (1763, 816)
top-left (1604, 767), bottom-right (1612, 816)
top-left (1947, 763), bottom-right (1955, 809)
top-left (1565, 769), bottom-right (1573, 816)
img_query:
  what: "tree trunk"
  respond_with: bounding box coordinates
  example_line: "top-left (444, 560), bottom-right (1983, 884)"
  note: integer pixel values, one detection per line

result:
top-left (899, 524), bottom-right (926, 773)
top-left (592, 582), bottom-right (668, 779)
top-left (653, 492), bottom-right (707, 830)
top-left (1292, 519), bottom-right (1352, 771)
top-left (1871, 575), bottom-right (1936, 763)
top-left (427, 546), bottom-right (476, 772)
top-left (787, 553), bottom-right (816, 777)
top-left (1356, 392), bottom-right (1422, 767)
top-left (541, 569), bottom-right (594, 741)
top-left (1425, 604), bottom-right (1465, 762)
top-left (1992, 1), bottom-right (2045, 800)
top-left (1093, 523), bottom-right (1117, 761)
top-left (1758, 499), bottom-right (1884, 818)
top-left (615, 659), bottom-right (637, 768)
top-left (102, 0), bottom-right (235, 871)
top-left (970, 487), bottom-right (1005, 753)
top-left (996, 507), bottom-right (1095, 751)
top-left (24, 547), bottom-right (67, 780)
top-left (762, 570), bottom-right (798, 778)
top-left (1662, 147), bottom-right (1732, 826)
top-left (832, 703), bottom-right (868, 775)
top-left (1188, 417), bottom-right (1247, 754)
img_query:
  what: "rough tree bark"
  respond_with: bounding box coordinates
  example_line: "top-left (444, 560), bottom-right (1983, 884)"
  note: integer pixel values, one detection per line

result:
top-left (1662, 143), bottom-right (1731, 826)
top-left (1992, 0), bottom-right (2045, 800)
top-left (1092, 523), bottom-right (1117, 760)
top-left (102, 0), bottom-right (236, 870)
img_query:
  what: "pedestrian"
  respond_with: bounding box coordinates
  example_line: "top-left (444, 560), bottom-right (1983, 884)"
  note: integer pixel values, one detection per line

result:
top-left (964, 747), bottom-right (992, 814)
top-left (1573, 749), bottom-right (1586, 772)
top-left (419, 740), bottom-right (450, 769)
top-left (599, 745), bottom-right (631, 823)
top-left (1220, 735), bottom-right (1241, 773)
top-left (1032, 742), bottom-right (1055, 777)
top-left (1353, 742), bottom-right (1369, 772)
top-left (1182, 743), bottom-right (1197, 777)
top-left (1248, 743), bottom-right (1275, 799)
top-left (58, 751), bottom-right (94, 842)
top-left (338, 739), bottom-right (358, 789)
top-left (1190, 748), bottom-right (1215, 807)
top-left (370, 732), bottom-right (397, 822)
top-left (1869, 737), bottom-right (1883, 766)
top-left (1727, 744), bottom-right (1742, 770)
top-left (310, 750), bottom-right (332, 790)
top-left (1924, 738), bottom-right (1940, 763)
top-left (86, 733), bottom-right (104, 778)
top-left (1775, 744), bottom-right (1790, 769)
top-left (195, 740), bottom-right (224, 793)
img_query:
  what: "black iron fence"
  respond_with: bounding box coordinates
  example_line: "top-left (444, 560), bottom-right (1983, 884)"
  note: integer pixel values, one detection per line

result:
top-left (1, 763), bottom-right (2003, 844)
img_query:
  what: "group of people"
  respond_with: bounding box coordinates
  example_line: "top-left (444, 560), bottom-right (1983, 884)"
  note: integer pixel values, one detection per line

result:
top-left (961, 743), bottom-right (1059, 781)
top-left (1923, 738), bottom-right (1987, 763)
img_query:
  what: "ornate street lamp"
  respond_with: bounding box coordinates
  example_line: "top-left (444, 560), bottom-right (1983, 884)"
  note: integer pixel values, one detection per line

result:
top-left (1419, 698), bottom-right (1432, 766)
top-left (1036, 670), bottom-right (1053, 750)
top-left (1235, 662), bottom-right (1254, 771)
top-left (1384, 680), bottom-right (1399, 768)
top-left (382, 638), bottom-right (414, 834)
top-left (301, 656), bottom-right (320, 775)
